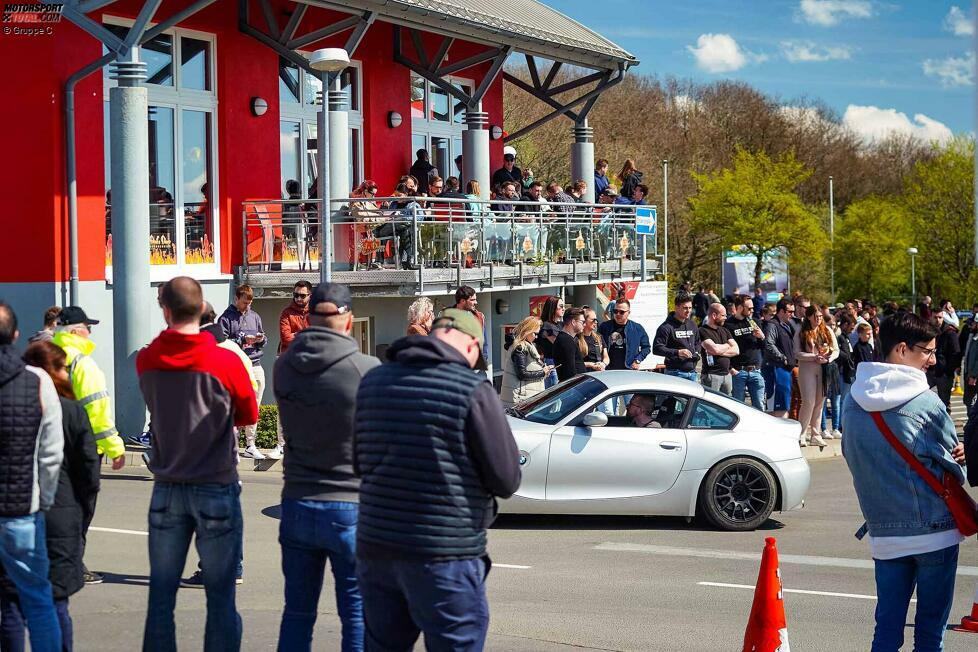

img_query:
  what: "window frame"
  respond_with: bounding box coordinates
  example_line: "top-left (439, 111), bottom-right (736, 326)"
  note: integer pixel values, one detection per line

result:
top-left (279, 57), bottom-right (364, 197)
top-left (409, 74), bottom-right (473, 181)
top-left (685, 397), bottom-right (741, 430)
top-left (102, 16), bottom-right (222, 279)
top-left (573, 390), bottom-right (691, 429)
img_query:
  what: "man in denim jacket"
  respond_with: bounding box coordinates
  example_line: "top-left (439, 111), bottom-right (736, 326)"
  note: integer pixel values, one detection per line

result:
top-left (842, 312), bottom-right (968, 652)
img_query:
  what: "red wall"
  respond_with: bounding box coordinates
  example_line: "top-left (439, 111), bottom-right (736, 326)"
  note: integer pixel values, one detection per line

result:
top-left (0, 0), bottom-right (506, 282)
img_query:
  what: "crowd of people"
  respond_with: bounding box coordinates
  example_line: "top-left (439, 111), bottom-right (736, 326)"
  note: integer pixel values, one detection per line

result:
top-left (1, 275), bottom-right (976, 651)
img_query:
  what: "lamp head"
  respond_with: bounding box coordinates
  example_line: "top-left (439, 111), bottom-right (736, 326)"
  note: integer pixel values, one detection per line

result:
top-left (907, 247), bottom-right (918, 255)
top-left (309, 48), bottom-right (350, 73)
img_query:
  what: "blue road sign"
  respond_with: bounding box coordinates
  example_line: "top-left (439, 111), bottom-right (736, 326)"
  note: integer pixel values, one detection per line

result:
top-left (636, 206), bottom-right (657, 236)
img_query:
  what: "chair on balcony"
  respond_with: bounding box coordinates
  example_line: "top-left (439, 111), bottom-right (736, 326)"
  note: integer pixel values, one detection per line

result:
top-left (244, 201), bottom-right (284, 272)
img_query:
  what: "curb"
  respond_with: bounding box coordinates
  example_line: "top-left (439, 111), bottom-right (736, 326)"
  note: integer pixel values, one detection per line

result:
top-left (802, 439), bottom-right (843, 462)
top-left (105, 449), bottom-right (283, 474)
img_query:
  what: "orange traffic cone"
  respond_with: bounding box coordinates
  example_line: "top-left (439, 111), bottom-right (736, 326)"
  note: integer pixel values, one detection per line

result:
top-left (954, 584), bottom-right (978, 633)
top-left (742, 537), bottom-right (790, 652)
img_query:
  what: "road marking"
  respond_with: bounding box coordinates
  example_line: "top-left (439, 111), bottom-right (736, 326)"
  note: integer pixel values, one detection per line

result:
top-left (595, 542), bottom-right (978, 577)
top-left (697, 581), bottom-right (916, 602)
top-left (89, 526), bottom-right (148, 536)
top-left (494, 563), bottom-right (532, 569)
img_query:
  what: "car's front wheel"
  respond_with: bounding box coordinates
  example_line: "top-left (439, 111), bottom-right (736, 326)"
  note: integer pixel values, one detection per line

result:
top-left (698, 457), bottom-right (778, 531)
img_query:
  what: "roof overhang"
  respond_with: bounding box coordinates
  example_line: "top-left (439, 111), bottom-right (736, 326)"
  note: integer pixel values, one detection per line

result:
top-left (298, 0), bottom-right (638, 72)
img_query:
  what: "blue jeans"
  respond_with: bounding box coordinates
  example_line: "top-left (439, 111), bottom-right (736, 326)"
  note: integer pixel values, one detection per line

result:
top-left (357, 555), bottom-right (490, 652)
top-left (0, 596), bottom-right (71, 652)
top-left (820, 392), bottom-right (842, 431)
top-left (731, 369), bottom-right (766, 410)
top-left (872, 544), bottom-right (958, 652)
top-left (764, 366), bottom-right (792, 412)
top-left (665, 370), bottom-right (698, 382)
top-left (0, 513), bottom-right (60, 652)
top-left (543, 357), bottom-right (558, 388)
top-left (144, 482), bottom-right (243, 652)
top-left (278, 500), bottom-right (362, 652)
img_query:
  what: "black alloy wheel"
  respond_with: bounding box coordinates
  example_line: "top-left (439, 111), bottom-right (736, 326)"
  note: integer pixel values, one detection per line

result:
top-left (698, 457), bottom-right (778, 531)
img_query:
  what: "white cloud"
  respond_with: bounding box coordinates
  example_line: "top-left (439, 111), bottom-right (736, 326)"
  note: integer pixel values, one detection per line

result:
top-left (922, 52), bottom-right (975, 87)
top-left (842, 105), bottom-right (954, 144)
top-left (781, 40), bottom-right (853, 62)
top-left (798, 0), bottom-right (872, 26)
top-left (687, 34), bottom-right (766, 73)
top-left (944, 6), bottom-right (974, 36)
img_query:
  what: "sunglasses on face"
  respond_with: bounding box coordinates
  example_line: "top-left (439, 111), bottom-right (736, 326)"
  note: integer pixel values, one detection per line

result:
top-left (614, 309), bottom-right (629, 315)
top-left (293, 293), bottom-right (310, 299)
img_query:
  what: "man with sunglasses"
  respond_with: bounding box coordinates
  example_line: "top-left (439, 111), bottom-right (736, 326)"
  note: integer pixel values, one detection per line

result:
top-left (598, 298), bottom-right (651, 373)
top-left (278, 281), bottom-right (311, 354)
top-left (354, 308), bottom-right (520, 651)
top-left (761, 298), bottom-right (797, 418)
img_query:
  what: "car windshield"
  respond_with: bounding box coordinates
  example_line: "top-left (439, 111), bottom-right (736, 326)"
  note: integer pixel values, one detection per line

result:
top-left (514, 376), bottom-right (607, 425)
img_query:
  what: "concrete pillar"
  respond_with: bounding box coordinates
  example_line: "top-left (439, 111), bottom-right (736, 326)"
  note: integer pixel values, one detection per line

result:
top-left (463, 104), bottom-right (490, 200)
top-left (570, 119), bottom-right (595, 203)
top-left (109, 50), bottom-right (151, 437)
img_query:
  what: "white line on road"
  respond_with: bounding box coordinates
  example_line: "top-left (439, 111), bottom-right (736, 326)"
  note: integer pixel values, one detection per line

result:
top-left (595, 542), bottom-right (978, 577)
top-left (697, 581), bottom-right (916, 602)
top-left (494, 564), bottom-right (532, 569)
top-left (89, 526), bottom-right (148, 536)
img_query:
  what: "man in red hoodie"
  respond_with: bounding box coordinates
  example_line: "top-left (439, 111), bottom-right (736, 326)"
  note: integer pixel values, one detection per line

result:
top-left (137, 276), bottom-right (258, 652)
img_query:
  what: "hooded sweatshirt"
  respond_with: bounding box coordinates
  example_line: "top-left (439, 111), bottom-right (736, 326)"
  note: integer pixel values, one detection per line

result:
top-left (844, 361), bottom-right (965, 559)
top-left (274, 325), bottom-right (380, 502)
top-left (137, 330), bottom-right (258, 484)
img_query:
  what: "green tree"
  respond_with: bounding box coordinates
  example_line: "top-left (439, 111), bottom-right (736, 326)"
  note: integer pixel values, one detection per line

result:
top-left (835, 196), bottom-right (912, 301)
top-left (903, 136), bottom-right (977, 304)
top-left (688, 148), bottom-right (828, 288)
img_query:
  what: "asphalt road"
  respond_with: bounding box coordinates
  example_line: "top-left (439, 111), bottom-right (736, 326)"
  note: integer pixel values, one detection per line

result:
top-left (70, 458), bottom-right (978, 651)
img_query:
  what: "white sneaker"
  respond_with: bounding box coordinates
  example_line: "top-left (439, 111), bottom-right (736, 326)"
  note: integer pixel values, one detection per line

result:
top-left (832, 429), bottom-right (843, 439)
top-left (821, 429), bottom-right (835, 440)
top-left (242, 445), bottom-right (266, 460)
top-left (268, 445), bottom-right (283, 460)
top-left (799, 435), bottom-right (808, 447)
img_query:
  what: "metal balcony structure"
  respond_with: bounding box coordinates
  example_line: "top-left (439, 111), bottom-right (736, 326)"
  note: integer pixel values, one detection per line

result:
top-left (239, 196), bottom-right (660, 297)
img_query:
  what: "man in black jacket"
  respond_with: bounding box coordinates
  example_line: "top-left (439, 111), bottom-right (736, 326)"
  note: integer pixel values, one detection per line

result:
top-left (554, 308), bottom-right (587, 382)
top-left (726, 294), bottom-right (769, 410)
top-left (762, 299), bottom-right (796, 418)
top-left (409, 149), bottom-right (436, 195)
top-left (929, 311), bottom-right (961, 410)
top-left (653, 293), bottom-right (700, 382)
top-left (274, 283), bottom-right (379, 650)
top-left (354, 308), bottom-right (520, 651)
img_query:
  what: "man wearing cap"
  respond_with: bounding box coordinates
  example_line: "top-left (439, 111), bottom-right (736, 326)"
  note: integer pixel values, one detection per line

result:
top-left (354, 308), bottom-right (521, 651)
top-left (274, 283), bottom-right (379, 650)
top-left (491, 149), bottom-right (530, 193)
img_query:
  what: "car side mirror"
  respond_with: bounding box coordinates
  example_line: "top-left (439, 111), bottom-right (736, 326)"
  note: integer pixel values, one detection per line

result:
top-left (581, 411), bottom-right (608, 428)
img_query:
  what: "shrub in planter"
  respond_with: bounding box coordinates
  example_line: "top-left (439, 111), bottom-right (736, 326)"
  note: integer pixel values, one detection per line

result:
top-left (237, 404), bottom-right (279, 449)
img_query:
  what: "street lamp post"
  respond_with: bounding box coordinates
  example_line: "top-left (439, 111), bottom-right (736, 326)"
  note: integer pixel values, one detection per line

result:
top-left (829, 176), bottom-right (835, 304)
top-left (662, 159), bottom-right (669, 278)
top-left (907, 247), bottom-right (918, 310)
top-left (309, 47), bottom-right (350, 284)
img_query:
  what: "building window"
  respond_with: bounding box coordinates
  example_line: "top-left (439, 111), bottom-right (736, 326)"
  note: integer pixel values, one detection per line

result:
top-left (410, 74), bottom-right (471, 181)
top-left (279, 58), bottom-right (363, 199)
top-left (102, 19), bottom-right (218, 274)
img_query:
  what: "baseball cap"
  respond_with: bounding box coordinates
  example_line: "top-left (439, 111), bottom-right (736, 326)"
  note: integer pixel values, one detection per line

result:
top-left (433, 308), bottom-right (487, 370)
top-left (58, 306), bottom-right (99, 326)
top-left (309, 282), bottom-right (352, 316)
top-left (503, 145), bottom-right (517, 158)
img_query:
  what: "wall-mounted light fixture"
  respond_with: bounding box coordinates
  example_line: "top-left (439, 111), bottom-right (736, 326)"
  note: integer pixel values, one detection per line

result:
top-left (388, 111), bottom-right (403, 128)
top-left (495, 298), bottom-right (510, 315)
top-left (250, 97), bottom-right (268, 117)
top-left (489, 125), bottom-right (503, 140)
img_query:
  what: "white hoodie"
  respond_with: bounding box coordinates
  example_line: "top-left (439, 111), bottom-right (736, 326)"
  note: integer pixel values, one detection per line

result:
top-left (849, 361), bottom-right (930, 412)
top-left (848, 360), bottom-right (965, 559)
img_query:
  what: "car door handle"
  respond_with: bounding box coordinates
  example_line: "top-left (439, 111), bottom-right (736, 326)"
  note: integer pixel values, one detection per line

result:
top-left (659, 441), bottom-right (683, 450)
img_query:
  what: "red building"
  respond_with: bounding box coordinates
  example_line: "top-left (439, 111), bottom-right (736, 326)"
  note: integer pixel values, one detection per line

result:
top-left (1, 0), bottom-right (647, 433)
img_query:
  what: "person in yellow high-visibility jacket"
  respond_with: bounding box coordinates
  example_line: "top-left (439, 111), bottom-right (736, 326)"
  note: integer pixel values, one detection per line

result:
top-left (52, 307), bottom-right (127, 468)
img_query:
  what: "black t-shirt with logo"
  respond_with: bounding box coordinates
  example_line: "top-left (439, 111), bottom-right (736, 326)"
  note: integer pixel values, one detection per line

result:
top-left (584, 334), bottom-right (603, 364)
top-left (726, 315), bottom-right (764, 368)
top-left (608, 323), bottom-right (627, 369)
top-left (698, 323), bottom-right (733, 375)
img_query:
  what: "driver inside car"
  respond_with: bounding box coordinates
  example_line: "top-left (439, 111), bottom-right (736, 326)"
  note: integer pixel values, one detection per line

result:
top-left (626, 395), bottom-right (662, 428)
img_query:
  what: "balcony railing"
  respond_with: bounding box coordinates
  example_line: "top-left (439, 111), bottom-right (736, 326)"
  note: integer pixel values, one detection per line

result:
top-left (240, 196), bottom-right (660, 293)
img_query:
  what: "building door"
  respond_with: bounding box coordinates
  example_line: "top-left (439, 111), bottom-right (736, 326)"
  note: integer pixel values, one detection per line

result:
top-left (352, 317), bottom-right (372, 355)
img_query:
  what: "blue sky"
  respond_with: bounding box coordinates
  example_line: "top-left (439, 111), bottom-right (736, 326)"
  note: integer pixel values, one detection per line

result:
top-left (550, 0), bottom-right (975, 141)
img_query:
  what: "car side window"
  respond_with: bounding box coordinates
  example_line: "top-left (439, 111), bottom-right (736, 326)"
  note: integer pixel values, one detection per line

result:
top-left (598, 392), bottom-right (688, 429)
top-left (688, 400), bottom-right (738, 430)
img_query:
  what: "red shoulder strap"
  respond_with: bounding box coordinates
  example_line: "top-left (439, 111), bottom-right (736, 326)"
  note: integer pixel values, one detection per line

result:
top-left (869, 412), bottom-right (946, 497)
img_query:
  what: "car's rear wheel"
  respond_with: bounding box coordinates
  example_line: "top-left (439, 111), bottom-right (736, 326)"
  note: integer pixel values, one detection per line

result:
top-left (698, 457), bottom-right (778, 531)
